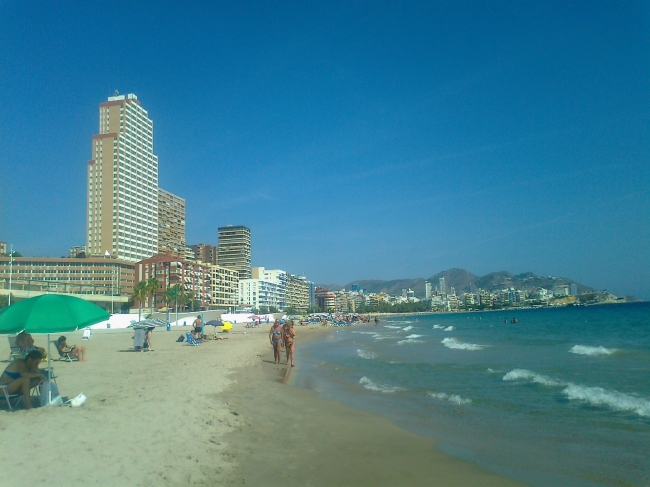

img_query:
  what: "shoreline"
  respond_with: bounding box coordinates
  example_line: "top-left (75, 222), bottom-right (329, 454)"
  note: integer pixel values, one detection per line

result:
top-left (219, 325), bottom-right (529, 486)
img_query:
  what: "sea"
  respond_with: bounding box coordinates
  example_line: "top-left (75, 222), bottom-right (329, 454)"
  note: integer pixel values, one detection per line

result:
top-left (292, 303), bottom-right (650, 487)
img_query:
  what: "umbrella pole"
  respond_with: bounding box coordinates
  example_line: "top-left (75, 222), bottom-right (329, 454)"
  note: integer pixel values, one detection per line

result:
top-left (47, 333), bottom-right (52, 404)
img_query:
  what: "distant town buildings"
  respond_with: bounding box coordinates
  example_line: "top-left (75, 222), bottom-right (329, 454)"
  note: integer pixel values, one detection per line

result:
top-left (87, 93), bottom-right (159, 262)
top-left (425, 281), bottom-right (432, 299)
top-left (439, 277), bottom-right (446, 295)
top-left (286, 274), bottom-right (311, 313)
top-left (158, 189), bottom-right (186, 255)
top-left (68, 246), bottom-right (87, 258)
top-left (0, 242), bottom-right (7, 255)
top-left (217, 225), bottom-right (251, 279)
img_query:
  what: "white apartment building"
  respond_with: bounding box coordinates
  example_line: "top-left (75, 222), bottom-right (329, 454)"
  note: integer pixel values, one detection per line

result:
top-left (238, 278), bottom-right (282, 311)
top-left (252, 267), bottom-right (286, 309)
top-left (87, 93), bottom-right (158, 262)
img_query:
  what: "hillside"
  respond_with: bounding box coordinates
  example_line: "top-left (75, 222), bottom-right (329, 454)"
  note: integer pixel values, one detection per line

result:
top-left (317, 268), bottom-right (595, 297)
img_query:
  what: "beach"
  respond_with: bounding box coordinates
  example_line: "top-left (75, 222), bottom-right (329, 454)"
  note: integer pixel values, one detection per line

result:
top-left (0, 322), bottom-right (527, 486)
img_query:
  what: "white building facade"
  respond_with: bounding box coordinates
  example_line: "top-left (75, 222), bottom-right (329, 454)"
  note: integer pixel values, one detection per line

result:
top-left (87, 93), bottom-right (159, 262)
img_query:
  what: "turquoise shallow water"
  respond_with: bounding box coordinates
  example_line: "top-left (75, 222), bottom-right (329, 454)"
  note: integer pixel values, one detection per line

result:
top-left (293, 303), bottom-right (650, 487)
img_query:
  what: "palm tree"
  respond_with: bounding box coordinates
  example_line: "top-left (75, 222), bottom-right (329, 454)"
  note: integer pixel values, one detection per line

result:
top-left (131, 280), bottom-right (149, 321)
top-left (185, 290), bottom-right (196, 312)
top-left (146, 277), bottom-right (159, 315)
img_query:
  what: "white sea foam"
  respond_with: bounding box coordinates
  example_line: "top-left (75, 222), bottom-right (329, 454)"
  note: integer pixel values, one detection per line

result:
top-left (487, 368), bottom-right (498, 373)
top-left (562, 384), bottom-right (650, 417)
top-left (401, 325), bottom-right (414, 332)
top-left (428, 392), bottom-right (472, 405)
top-left (353, 331), bottom-right (380, 335)
top-left (397, 338), bottom-right (425, 345)
top-left (432, 325), bottom-right (444, 329)
top-left (405, 334), bottom-right (423, 339)
top-left (441, 337), bottom-right (486, 351)
top-left (359, 376), bottom-right (403, 393)
top-left (356, 349), bottom-right (378, 360)
top-left (384, 325), bottom-right (402, 329)
top-left (444, 326), bottom-right (454, 331)
top-left (569, 345), bottom-right (616, 356)
top-left (374, 335), bottom-right (399, 341)
top-left (502, 369), bottom-right (565, 387)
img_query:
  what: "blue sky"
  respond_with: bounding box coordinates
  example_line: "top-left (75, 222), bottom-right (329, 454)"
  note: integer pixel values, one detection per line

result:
top-left (1, 1), bottom-right (648, 298)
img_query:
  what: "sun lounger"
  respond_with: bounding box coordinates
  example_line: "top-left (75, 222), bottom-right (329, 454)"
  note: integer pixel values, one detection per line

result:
top-left (82, 329), bottom-right (92, 340)
top-left (53, 341), bottom-right (79, 362)
top-left (0, 384), bottom-right (24, 411)
top-left (7, 336), bottom-right (22, 361)
top-left (185, 333), bottom-right (201, 346)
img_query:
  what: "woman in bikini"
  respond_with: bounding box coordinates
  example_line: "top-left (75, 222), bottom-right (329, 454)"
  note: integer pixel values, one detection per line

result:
top-left (282, 320), bottom-right (296, 367)
top-left (269, 319), bottom-right (283, 364)
top-left (0, 350), bottom-right (46, 410)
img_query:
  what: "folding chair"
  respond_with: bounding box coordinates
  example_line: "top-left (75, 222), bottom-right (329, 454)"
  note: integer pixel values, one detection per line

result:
top-left (0, 384), bottom-right (23, 411)
top-left (185, 333), bottom-right (201, 346)
top-left (7, 336), bottom-right (22, 361)
top-left (53, 341), bottom-right (79, 362)
top-left (82, 329), bottom-right (92, 340)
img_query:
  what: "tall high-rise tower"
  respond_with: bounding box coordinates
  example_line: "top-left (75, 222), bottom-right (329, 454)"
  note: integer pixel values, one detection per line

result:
top-left (86, 93), bottom-right (159, 262)
top-left (217, 225), bottom-right (251, 279)
top-left (158, 188), bottom-right (185, 255)
top-left (439, 277), bottom-right (446, 295)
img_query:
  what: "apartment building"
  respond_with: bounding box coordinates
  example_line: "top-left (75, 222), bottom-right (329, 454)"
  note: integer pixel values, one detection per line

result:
top-left (190, 243), bottom-right (217, 265)
top-left (238, 278), bottom-right (282, 311)
top-left (217, 225), bottom-right (251, 279)
top-left (285, 274), bottom-right (310, 313)
top-left (87, 93), bottom-right (158, 262)
top-left (135, 253), bottom-right (238, 310)
top-left (252, 267), bottom-right (286, 309)
top-left (158, 189), bottom-right (186, 254)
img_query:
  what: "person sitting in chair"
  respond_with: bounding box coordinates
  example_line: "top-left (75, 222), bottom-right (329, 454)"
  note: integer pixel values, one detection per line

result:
top-left (16, 331), bottom-right (46, 359)
top-left (0, 350), bottom-right (46, 410)
top-left (56, 336), bottom-right (87, 361)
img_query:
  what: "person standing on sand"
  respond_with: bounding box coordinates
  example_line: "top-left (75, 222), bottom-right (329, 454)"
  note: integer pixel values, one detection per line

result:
top-left (192, 315), bottom-right (202, 339)
top-left (269, 319), bottom-right (283, 364)
top-left (282, 320), bottom-right (296, 367)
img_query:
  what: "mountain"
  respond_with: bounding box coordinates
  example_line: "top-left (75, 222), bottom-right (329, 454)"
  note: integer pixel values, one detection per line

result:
top-left (318, 268), bottom-right (594, 297)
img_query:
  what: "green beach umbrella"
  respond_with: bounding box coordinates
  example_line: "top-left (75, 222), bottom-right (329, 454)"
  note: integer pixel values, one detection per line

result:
top-left (0, 295), bottom-right (109, 405)
top-left (0, 294), bottom-right (109, 334)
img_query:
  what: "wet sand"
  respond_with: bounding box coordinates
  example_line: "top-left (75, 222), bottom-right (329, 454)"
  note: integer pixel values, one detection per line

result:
top-left (220, 329), bottom-right (529, 486)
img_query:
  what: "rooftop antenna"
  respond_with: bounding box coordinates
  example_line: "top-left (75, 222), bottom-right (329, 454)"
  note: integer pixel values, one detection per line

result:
top-left (114, 89), bottom-right (119, 96)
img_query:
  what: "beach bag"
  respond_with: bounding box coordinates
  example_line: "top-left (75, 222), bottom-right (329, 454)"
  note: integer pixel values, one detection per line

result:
top-left (176, 335), bottom-right (185, 342)
top-left (40, 380), bottom-right (61, 407)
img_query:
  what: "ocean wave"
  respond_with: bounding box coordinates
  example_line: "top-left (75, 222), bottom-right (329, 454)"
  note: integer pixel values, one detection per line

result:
top-left (502, 369), bottom-right (565, 387)
top-left (397, 338), bottom-right (425, 345)
top-left (405, 334), bottom-right (423, 339)
top-left (356, 349), bottom-right (378, 360)
top-left (353, 331), bottom-right (379, 335)
top-left (432, 325), bottom-right (444, 329)
top-left (384, 325), bottom-right (402, 329)
top-left (562, 384), bottom-right (650, 417)
top-left (374, 335), bottom-right (399, 341)
top-left (441, 337), bottom-right (486, 351)
top-left (444, 326), bottom-right (454, 331)
top-left (428, 392), bottom-right (472, 405)
top-left (569, 345), bottom-right (616, 356)
top-left (401, 325), bottom-right (414, 332)
top-left (359, 376), bottom-right (403, 393)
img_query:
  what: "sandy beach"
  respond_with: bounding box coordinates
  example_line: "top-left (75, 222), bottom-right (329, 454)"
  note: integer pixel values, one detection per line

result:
top-left (0, 323), bottom-right (527, 486)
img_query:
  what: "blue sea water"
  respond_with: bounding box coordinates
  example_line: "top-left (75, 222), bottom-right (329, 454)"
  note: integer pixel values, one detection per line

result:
top-left (292, 303), bottom-right (650, 487)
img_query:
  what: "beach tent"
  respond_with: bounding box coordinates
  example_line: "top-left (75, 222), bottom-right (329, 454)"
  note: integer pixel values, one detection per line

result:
top-left (0, 295), bottom-right (109, 404)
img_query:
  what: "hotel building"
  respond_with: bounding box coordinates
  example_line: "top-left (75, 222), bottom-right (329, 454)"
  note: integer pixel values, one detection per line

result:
top-left (217, 225), bottom-right (251, 279)
top-left (86, 93), bottom-right (158, 262)
top-left (158, 188), bottom-right (186, 254)
top-left (190, 243), bottom-right (217, 265)
top-left (0, 257), bottom-right (135, 296)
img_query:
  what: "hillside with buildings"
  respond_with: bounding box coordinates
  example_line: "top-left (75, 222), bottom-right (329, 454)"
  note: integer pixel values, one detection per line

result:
top-left (325, 268), bottom-right (595, 298)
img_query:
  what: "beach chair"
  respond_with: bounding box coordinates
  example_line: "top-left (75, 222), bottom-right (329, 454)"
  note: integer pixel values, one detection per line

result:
top-left (53, 341), bottom-right (79, 362)
top-left (185, 333), bottom-right (201, 346)
top-left (7, 335), bottom-right (22, 361)
top-left (82, 329), bottom-right (92, 340)
top-left (0, 384), bottom-right (24, 411)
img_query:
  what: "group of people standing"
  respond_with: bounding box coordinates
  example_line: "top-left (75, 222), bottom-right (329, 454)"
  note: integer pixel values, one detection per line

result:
top-left (269, 319), bottom-right (296, 367)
